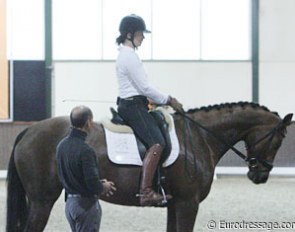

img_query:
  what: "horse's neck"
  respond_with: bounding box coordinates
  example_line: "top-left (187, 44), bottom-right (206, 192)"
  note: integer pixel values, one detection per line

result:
top-left (185, 107), bottom-right (278, 165)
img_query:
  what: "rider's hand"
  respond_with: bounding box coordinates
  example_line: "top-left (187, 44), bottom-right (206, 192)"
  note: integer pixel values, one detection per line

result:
top-left (101, 179), bottom-right (117, 197)
top-left (167, 96), bottom-right (184, 113)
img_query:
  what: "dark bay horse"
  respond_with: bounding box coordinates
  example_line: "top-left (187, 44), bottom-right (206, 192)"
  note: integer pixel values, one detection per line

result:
top-left (6, 102), bottom-right (293, 232)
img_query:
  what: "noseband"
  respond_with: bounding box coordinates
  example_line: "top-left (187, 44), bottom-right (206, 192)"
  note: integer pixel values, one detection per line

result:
top-left (179, 112), bottom-right (283, 172)
top-left (245, 121), bottom-right (284, 171)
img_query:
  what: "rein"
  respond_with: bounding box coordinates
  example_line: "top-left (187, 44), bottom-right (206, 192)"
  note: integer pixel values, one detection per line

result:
top-left (177, 111), bottom-right (282, 171)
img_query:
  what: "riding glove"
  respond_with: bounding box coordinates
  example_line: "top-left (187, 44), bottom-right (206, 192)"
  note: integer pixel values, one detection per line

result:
top-left (167, 96), bottom-right (184, 112)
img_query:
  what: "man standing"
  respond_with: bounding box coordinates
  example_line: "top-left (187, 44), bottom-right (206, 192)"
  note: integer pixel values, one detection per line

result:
top-left (56, 105), bottom-right (116, 232)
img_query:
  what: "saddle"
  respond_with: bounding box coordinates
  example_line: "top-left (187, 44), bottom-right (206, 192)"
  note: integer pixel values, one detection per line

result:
top-left (107, 107), bottom-right (172, 163)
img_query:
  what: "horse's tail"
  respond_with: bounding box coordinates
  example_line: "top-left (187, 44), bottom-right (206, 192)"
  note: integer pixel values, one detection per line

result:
top-left (6, 128), bottom-right (29, 232)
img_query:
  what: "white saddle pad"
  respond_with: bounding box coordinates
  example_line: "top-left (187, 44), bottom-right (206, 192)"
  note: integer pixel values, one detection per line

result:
top-left (104, 114), bottom-right (180, 167)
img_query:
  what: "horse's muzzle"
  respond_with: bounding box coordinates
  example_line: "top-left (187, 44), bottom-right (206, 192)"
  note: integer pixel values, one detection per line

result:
top-left (247, 170), bottom-right (269, 184)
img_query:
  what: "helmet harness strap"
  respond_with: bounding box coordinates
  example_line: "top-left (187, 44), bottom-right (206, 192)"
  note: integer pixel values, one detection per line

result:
top-left (127, 33), bottom-right (137, 49)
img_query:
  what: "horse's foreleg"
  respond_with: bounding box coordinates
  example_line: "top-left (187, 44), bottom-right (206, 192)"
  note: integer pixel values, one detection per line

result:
top-left (167, 202), bottom-right (177, 232)
top-left (174, 199), bottom-right (198, 232)
top-left (24, 201), bottom-right (55, 232)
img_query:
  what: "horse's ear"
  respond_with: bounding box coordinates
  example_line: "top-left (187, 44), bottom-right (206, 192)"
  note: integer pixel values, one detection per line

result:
top-left (282, 113), bottom-right (293, 126)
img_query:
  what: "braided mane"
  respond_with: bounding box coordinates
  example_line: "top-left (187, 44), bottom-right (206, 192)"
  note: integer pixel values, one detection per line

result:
top-left (184, 101), bottom-right (279, 116)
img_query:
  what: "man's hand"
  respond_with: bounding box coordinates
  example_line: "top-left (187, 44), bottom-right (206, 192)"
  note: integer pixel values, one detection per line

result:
top-left (101, 179), bottom-right (117, 197)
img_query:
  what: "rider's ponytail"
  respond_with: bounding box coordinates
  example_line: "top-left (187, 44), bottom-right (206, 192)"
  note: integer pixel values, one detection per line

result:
top-left (116, 35), bottom-right (125, 45)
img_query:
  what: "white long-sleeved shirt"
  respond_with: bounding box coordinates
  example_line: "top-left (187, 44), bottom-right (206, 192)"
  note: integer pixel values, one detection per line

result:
top-left (116, 46), bottom-right (169, 105)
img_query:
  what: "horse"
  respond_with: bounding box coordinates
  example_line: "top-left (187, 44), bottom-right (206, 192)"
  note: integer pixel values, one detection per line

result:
top-left (6, 102), bottom-right (293, 232)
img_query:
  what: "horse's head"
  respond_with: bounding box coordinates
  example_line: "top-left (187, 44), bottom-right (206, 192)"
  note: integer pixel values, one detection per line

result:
top-left (245, 113), bottom-right (293, 184)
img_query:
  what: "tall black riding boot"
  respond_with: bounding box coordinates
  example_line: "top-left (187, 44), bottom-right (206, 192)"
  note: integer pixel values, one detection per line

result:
top-left (140, 144), bottom-right (172, 206)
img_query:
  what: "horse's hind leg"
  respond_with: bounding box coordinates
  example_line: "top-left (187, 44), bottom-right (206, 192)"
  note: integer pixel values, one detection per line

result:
top-left (24, 201), bottom-right (55, 232)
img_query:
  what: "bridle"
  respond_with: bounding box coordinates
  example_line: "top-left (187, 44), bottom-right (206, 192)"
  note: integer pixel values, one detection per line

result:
top-left (178, 111), bottom-right (284, 172)
top-left (245, 121), bottom-right (284, 171)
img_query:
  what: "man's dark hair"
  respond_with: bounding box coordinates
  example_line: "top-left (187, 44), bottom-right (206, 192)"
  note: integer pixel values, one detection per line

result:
top-left (70, 106), bottom-right (93, 128)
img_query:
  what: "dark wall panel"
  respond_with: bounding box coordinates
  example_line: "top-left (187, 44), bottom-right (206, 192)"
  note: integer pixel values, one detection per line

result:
top-left (218, 123), bottom-right (295, 167)
top-left (1, 124), bottom-right (295, 170)
top-left (0, 122), bottom-right (31, 169)
top-left (13, 60), bottom-right (47, 121)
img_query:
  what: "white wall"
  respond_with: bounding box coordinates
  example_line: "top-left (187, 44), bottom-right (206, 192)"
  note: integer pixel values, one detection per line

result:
top-left (260, 0), bottom-right (295, 117)
top-left (53, 62), bottom-right (118, 120)
top-left (53, 0), bottom-right (295, 120)
top-left (53, 61), bottom-right (251, 120)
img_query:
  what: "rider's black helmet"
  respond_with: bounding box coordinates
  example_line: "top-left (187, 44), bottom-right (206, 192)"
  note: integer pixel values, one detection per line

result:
top-left (116, 14), bottom-right (151, 45)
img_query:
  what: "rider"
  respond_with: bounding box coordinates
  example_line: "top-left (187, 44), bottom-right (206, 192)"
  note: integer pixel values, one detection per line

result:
top-left (115, 14), bottom-right (184, 206)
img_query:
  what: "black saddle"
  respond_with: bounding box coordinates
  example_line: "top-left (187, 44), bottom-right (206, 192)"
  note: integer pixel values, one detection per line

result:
top-left (110, 107), bottom-right (172, 163)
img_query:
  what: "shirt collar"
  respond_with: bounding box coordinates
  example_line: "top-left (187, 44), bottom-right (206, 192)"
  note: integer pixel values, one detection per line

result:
top-left (70, 127), bottom-right (87, 141)
top-left (119, 45), bottom-right (135, 52)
